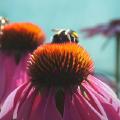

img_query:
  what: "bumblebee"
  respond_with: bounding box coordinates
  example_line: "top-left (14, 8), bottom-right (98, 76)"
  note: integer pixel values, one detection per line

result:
top-left (52, 29), bottom-right (79, 43)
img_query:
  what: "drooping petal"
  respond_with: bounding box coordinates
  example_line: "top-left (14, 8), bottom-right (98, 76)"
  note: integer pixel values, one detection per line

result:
top-left (0, 53), bottom-right (31, 108)
top-left (63, 88), bottom-right (108, 120)
top-left (87, 75), bottom-right (117, 99)
top-left (28, 89), bottom-right (62, 120)
top-left (13, 54), bottom-right (30, 86)
top-left (82, 76), bottom-right (120, 119)
top-left (0, 53), bottom-right (16, 106)
top-left (0, 83), bottom-right (63, 120)
top-left (0, 82), bottom-right (28, 120)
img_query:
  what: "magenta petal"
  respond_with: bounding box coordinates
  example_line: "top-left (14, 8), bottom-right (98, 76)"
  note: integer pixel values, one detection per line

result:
top-left (0, 53), bottom-right (30, 107)
top-left (1, 74), bottom-right (120, 120)
top-left (87, 75), bottom-right (117, 99)
top-left (13, 54), bottom-right (30, 86)
top-left (64, 89), bottom-right (107, 120)
top-left (13, 88), bottom-right (38, 119)
top-left (12, 82), bottom-right (33, 119)
top-left (0, 87), bottom-right (20, 119)
top-left (0, 53), bottom-right (16, 106)
top-left (32, 89), bottom-right (62, 120)
top-left (0, 85), bottom-right (62, 120)
top-left (101, 103), bottom-right (120, 120)
top-left (0, 82), bottom-right (28, 120)
top-left (83, 80), bottom-right (120, 120)
top-left (63, 92), bottom-right (83, 120)
top-left (28, 90), bottom-right (62, 120)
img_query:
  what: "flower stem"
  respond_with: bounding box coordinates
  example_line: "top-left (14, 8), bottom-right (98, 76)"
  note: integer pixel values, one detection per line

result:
top-left (116, 36), bottom-right (120, 95)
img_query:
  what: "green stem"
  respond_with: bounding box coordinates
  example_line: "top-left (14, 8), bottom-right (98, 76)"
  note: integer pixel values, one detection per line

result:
top-left (116, 36), bottom-right (120, 94)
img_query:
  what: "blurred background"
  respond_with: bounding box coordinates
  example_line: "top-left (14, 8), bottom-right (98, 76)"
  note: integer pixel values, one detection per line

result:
top-left (0, 0), bottom-right (120, 82)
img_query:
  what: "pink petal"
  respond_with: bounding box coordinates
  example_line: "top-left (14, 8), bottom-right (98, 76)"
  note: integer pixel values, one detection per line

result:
top-left (0, 82), bottom-right (28, 120)
top-left (87, 75), bottom-right (117, 99)
top-left (83, 80), bottom-right (120, 119)
top-left (0, 85), bottom-right (62, 120)
top-left (13, 54), bottom-right (30, 86)
top-left (64, 89), bottom-right (107, 120)
top-left (0, 53), bottom-right (16, 106)
top-left (0, 53), bottom-right (30, 107)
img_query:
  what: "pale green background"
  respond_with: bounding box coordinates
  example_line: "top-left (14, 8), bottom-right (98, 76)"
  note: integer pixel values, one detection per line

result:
top-left (0, 0), bottom-right (120, 80)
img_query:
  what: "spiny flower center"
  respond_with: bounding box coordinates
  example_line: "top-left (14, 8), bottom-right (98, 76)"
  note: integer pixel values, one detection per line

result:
top-left (28, 43), bottom-right (94, 90)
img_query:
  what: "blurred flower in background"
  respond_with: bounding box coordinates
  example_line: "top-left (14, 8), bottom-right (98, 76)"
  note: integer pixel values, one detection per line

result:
top-left (81, 20), bottom-right (120, 37)
top-left (0, 21), bottom-right (46, 108)
top-left (81, 19), bottom-right (120, 96)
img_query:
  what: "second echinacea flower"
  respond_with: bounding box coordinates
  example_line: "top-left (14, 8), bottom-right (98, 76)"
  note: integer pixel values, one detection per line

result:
top-left (0, 22), bottom-right (45, 107)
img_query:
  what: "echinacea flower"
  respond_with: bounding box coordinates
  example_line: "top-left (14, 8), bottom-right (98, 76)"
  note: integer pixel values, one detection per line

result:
top-left (0, 43), bottom-right (120, 120)
top-left (0, 22), bottom-right (45, 107)
top-left (81, 20), bottom-right (120, 95)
